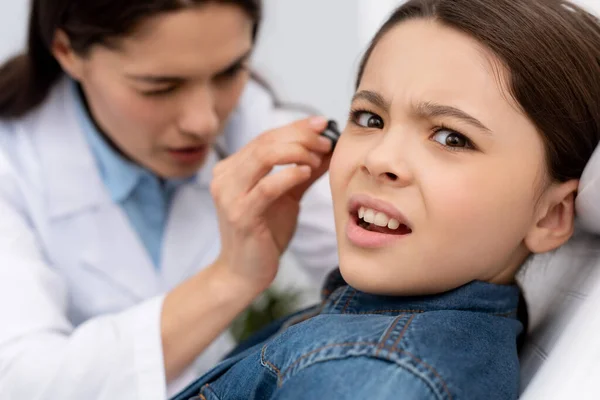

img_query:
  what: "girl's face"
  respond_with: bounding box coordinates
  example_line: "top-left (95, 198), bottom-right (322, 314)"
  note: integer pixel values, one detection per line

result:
top-left (330, 19), bottom-right (576, 296)
top-left (54, 3), bottom-right (253, 178)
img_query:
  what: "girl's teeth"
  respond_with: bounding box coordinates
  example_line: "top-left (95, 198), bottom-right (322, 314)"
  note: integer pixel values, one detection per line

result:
top-left (388, 219), bottom-right (401, 230)
top-left (374, 214), bottom-right (402, 230)
top-left (358, 207), bottom-right (404, 230)
top-left (363, 209), bottom-right (376, 224)
top-left (374, 212), bottom-right (389, 227)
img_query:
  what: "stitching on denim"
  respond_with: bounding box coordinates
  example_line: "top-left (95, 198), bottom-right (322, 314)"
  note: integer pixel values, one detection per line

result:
top-left (265, 337), bottom-right (451, 399)
top-left (329, 287), bottom-right (349, 310)
top-left (261, 345), bottom-right (283, 386)
top-left (399, 349), bottom-right (453, 400)
top-left (198, 383), bottom-right (213, 400)
top-left (376, 315), bottom-right (405, 356)
top-left (281, 304), bottom-right (326, 331)
top-left (391, 314), bottom-right (416, 351)
top-left (353, 309), bottom-right (424, 315)
top-left (392, 360), bottom-right (447, 400)
top-left (280, 341), bottom-right (376, 381)
top-left (341, 289), bottom-right (357, 313)
top-left (373, 313), bottom-right (450, 399)
top-left (271, 340), bottom-right (450, 400)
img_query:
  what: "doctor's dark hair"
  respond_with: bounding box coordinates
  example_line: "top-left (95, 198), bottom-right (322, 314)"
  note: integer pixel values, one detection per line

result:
top-left (357, 0), bottom-right (600, 183)
top-left (0, 0), bottom-right (262, 119)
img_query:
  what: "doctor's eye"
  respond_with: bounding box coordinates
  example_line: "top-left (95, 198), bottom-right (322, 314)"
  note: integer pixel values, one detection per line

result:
top-left (215, 63), bottom-right (248, 83)
top-left (140, 86), bottom-right (179, 97)
top-left (431, 127), bottom-right (475, 151)
top-left (350, 109), bottom-right (384, 129)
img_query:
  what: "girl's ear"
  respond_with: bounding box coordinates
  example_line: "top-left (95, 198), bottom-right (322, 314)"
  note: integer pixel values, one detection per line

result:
top-left (524, 179), bottom-right (579, 254)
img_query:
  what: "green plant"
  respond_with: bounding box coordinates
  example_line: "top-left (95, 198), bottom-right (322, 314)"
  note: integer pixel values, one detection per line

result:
top-left (230, 287), bottom-right (301, 343)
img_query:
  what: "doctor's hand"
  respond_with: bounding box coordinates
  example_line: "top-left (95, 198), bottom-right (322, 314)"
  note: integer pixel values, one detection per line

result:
top-left (210, 116), bottom-right (332, 293)
top-left (162, 117), bottom-right (331, 381)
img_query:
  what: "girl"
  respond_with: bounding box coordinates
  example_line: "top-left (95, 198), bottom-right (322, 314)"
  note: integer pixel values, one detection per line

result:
top-left (173, 0), bottom-right (600, 398)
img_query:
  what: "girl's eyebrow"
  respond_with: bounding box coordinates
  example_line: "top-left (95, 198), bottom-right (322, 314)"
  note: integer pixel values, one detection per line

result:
top-left (352, 90), bottom-right (391, 112)
top-left (352, 90), bottom-right (492, 134)
top-left (415, 101), bottom-right (492, 134)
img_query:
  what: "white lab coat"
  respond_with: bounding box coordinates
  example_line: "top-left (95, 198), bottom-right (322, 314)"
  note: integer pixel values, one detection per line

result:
top-left (0, 78), bottom-right (338, 400)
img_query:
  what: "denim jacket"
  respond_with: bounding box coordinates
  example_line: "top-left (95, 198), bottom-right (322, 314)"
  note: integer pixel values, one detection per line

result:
top-left (173, 270), bottom-right (523, 400)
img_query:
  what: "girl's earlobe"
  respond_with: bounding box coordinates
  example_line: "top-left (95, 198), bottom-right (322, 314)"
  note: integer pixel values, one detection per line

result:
top-left (525, 180), bottom-right (579, 254)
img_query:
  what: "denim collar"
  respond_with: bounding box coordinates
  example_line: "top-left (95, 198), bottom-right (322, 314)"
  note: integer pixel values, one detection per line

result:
top-left (320, 269), bottom-right (520, 318)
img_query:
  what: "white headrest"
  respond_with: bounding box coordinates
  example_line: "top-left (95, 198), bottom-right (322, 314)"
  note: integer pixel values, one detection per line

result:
top-left (576, 144), bottom-right (600, 234)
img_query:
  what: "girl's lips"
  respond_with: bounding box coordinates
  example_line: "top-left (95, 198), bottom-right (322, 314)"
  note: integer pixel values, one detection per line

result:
top-left (347, 194), bottom-right (412, 229)
top-left (346, 213), bottom-right (411, 248)
top-left (345, 193), bottom-right (413, 248)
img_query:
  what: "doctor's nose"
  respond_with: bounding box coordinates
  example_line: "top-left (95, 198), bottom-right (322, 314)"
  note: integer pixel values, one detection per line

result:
top-left (178, 85), bottom-right (220, 139)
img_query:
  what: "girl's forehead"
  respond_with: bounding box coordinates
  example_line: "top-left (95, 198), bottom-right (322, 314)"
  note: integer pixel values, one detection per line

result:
top-left (358, 20), bottom-right (524, 119)
top-left (365, 21), bottom-right (496, 84)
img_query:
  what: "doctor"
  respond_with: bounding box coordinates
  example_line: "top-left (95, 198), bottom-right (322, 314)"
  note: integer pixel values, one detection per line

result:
top-left (0, 0), bottom-right (337, 399)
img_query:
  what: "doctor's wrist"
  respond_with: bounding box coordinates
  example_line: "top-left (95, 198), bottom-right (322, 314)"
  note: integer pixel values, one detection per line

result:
top-left (208, 258), bottom-right (270, 301)
top-left (161, 259), bottom-right (266, 381)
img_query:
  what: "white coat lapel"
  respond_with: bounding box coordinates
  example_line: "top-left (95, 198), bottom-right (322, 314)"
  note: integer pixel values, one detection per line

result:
top-left (75, 205), bottom-right (161, 300)
top-left (33, 79), bottom-right (159, 300)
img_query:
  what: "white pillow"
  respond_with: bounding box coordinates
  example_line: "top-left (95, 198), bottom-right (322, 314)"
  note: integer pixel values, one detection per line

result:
top-left (518, 231), bottom-right (600, 399)
top-left (576, 144), bottom-right (600, 234)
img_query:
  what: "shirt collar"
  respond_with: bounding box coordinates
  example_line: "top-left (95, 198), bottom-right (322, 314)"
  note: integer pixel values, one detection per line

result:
top-left (320, 269), bottom-right (520, 318)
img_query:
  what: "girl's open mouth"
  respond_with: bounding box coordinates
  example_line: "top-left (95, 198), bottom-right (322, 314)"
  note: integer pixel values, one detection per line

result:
top-left (346, 207), bottom-right (413, 248)
top-left (356, 214), bottom-right (412, 236)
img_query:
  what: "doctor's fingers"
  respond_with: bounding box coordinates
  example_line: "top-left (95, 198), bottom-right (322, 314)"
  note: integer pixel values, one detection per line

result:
top-left (250, 116), bottom-right (332, 156)
top-left (288, 154), bottom-right (332, 202)
top-left (212, 117), bottom-right (332, 179)
top-left (242, 165), bottom-right (314, 217)
top-left (211, 167), bottom-right (311, 242)
top-left (211, 142), bottom-right (323, 205)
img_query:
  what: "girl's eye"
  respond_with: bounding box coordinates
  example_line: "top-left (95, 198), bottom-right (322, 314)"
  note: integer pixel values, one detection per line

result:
top-left (431, 128), bottom-right (474, 150)
top-left (352, 110), bottom-right (384, 129)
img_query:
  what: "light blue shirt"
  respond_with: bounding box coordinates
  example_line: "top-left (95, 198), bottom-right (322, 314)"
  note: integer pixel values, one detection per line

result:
top-left (73, 83), bottom-right (187, 269)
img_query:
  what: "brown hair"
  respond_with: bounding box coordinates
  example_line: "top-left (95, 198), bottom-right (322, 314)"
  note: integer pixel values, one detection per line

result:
top-left (357, 0), bottom-right (600, 182)
top-left (0, 0), bottom-right (262, 119)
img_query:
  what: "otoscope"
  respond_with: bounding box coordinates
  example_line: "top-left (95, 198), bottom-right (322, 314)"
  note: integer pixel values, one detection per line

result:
top-left (320, 120), bottom-right (341, 151)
